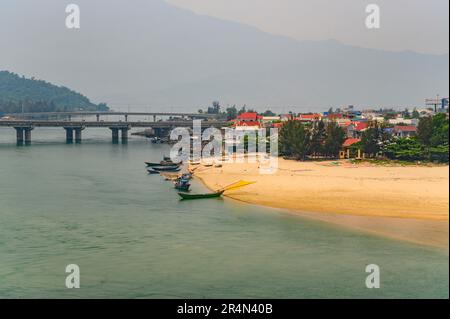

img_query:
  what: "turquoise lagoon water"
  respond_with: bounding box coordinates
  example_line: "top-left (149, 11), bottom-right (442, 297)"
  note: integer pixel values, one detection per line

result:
top-left (0, 127), bottom-right (448, 298)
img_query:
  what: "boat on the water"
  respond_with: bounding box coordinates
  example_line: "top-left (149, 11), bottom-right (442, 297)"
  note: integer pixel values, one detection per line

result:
top-left (177, 180), bottom-right (256, 200)
top-left (147, 169), bottom-right (161, 175)
top-left (180, 173), bottom-right (192, 180)
top-left (178, 191), bottom-right (224, 200)
top-left (145, 161), bottom-right (179, 167)
top-left (174, 179), bottom-right (191, 192)
top-left (149, 166), bottom-right (181, 172)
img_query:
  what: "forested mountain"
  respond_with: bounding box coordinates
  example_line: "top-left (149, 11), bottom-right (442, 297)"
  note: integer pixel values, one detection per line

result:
top-left (0, 71), bottom-right (108, 115)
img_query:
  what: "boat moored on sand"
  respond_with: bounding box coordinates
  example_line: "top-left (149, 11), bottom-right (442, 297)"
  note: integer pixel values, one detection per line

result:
top-left (178, 191), bottom-right (224, 200)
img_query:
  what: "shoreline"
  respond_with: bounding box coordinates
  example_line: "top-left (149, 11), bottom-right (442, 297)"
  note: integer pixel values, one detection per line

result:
top-left (193, 159), bottom-right (449, 248)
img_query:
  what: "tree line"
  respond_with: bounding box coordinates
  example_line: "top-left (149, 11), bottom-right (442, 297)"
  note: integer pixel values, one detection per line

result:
top-left (199, 101), bottom-right (276, 120)
top-left (384, 114), bottom-right (448, 162)
top-left (279, 114), bottom-right (449, 163)
top-left (279, 120), bottom-right (346, 160)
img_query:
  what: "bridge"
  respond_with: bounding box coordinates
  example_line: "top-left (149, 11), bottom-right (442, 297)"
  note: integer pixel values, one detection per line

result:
top-left (0, 119), bottom-right (229, 145)
top-left (4, 111), bottom-right (218, 122)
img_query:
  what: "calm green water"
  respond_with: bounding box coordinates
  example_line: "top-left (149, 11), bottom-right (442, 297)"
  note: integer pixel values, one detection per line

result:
top-left (0, 128), bottom-right (448, 298)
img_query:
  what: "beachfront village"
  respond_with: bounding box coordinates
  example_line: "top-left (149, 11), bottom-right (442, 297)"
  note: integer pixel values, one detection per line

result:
top-left (200, 98), bottom-right (449, 163)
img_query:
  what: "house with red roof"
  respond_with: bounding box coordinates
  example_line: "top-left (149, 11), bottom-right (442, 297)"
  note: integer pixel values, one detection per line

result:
top-left (342, 138), bottom-right (361, 148)
top-left (340, 138), bottom-right (363, 159)
top-left (347, 121), bottom-right (369, 138)
top-left (296, 113), bottom-right (322, 122)
top-left (237, 112), bottom-right (261, 122)
top-left (232, 112), bottom-right (262, 129)
top-left (272, 122), bottom-right (284, 129)
top-left (393, 125), bottom-right (417, 138)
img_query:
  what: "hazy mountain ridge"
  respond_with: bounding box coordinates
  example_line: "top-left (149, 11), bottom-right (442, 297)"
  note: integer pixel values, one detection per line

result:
top-left (0, 0), bottom-right (447, 112)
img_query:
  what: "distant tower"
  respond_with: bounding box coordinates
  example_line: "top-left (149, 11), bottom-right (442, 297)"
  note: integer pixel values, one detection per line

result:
top-left (425, 95), bottom-right (441, 113)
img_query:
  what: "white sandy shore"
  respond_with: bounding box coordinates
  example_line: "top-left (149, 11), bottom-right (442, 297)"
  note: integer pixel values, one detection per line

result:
top-left (193, 158), bottom-right (449, 248)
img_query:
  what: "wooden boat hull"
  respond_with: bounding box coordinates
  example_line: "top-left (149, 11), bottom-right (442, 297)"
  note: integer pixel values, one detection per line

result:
top-left (150, 166), bottom-right (181, 172)
top-left (145, 161), bottom-right (177, 167)
top-left (178, 191), bottom-right (224, 200)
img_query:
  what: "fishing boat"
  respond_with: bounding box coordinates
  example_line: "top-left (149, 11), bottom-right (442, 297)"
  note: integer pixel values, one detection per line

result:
top-left (147, 169), bottom-right (161, 175)
top-left (145, 161), bottom-right (178, 167)
top-left (178, 191), bottom-right (224, 200)
top-left (180, 173), bottom-right (192, 180)
top-left (149, 166), bottom-right (181, 172)
top-left (174, 179), bottom-right (191, 192)
top-left (178, 180), bottom-right (256, 200)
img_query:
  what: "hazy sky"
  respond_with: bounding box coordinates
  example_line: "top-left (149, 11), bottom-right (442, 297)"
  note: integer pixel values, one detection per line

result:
top-left (168, 0), bottom-right (449, 54)
top-left (0, 0), bottom-right (448, 111)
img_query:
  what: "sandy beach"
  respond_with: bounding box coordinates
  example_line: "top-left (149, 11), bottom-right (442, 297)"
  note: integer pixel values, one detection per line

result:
top-left (193, 158), bottom-right (449, 247)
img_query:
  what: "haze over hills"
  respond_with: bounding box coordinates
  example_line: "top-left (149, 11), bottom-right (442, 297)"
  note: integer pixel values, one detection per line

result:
top-left (0, 0), bottom-right (448, 113)
top-left (0, 71), bottom-right (108, 115)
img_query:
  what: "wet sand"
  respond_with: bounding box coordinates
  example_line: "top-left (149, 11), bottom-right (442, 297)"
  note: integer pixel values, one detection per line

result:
top-left (193, 158), bottom-right (449, 248)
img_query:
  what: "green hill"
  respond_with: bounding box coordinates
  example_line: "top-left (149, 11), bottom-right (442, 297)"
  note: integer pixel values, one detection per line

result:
top-left (0, 71), bottom-right (108, 115)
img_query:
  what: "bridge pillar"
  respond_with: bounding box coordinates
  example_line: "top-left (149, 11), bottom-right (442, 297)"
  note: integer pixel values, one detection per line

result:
top-left (14, 127), bottom-right (33, 145)
top-left (121, 128), bottom-right (129, 144)
top-left (15, 127), bottom-right (24, 146)
top-left (110, 128), bottom-right (120, 144)
top-left (74, 127), bottom-right (85, 143)
top-left (64, 127), bottom-right (74, 144)
top-left (24, 127), bottom-right (33, 145)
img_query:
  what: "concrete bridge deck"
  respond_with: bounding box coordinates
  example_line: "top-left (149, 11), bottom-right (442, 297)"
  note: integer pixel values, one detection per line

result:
top-left (4, 111), bottom-right (218, 120)
top-left (0, 120), bottom-right (229, 145)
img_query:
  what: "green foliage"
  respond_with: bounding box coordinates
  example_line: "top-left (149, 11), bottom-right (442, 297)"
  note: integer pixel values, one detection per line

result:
top-left (384, 138), bottom-right (423, 161)
top-left (411, 108), bottom-right (420, 119)
top-left (430, 144), bottom-right (449, 162)
top-left (206, 101), bottom-right (221, 114)
top-left (225, 105), bottom-right (238, 120)
top-left (279, 120), bottom-right (311, 160)
top-left (360, 121), bottom-right (390, 157)
top-left (324, 121), bottom-right (346, 157)
top-left (280, 120), bottom-right (345, 160)
top-left (0, 71), bottom-right (107, 115)
top-left (417, 116), bottom-right (433, 147)
top-left (430, 113), bottom-right (449, 147)
top-left (384, 114), bottom-right (449, 163)
top-left (310, 120), bottom-right (326, 156)
top-left (261, 110), bottom-right (276, 116)
top-left (361, 128), bottom-right (380, 156)
top-left (416, 114), bottom-right (449, 161)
